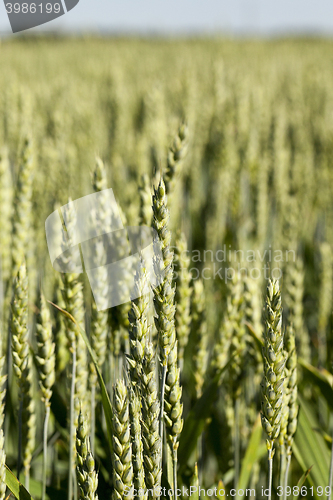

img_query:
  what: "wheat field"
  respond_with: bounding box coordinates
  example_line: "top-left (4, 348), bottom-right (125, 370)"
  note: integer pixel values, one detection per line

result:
top-left (0, 36), bottom-right (332, 500)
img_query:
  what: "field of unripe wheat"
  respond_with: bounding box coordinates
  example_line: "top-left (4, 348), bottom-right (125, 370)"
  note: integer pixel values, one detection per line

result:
top-left (0, 36), bottom-right (333, 500)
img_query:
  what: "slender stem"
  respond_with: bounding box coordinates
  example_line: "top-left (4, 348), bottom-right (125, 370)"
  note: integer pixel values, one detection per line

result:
top-left (173, 441), bottom-right (178, 500)
top-left (280, 443), bottom-right (286, 498)
top-left (68, 343), bottom-right (76, 500)
top-left (42, 405), bottom-right (50, 500)
top-left (284, 451), bottom-right (291, 499)
top-left (25, 464), bottom-right (29, 490)
top-left (197, 433), bottom-right (203, 498)
top-left (17, 398), bottom-right (22, 481)
top-left (328, 434), bottom-right (333, 500)
top-left (90, 382), bottom-right (96, 455)
top-left (268, 446), bottom-right (274, 500)
top-left (159, 363), bottom-right (167, 474)
top-left (159, 364), bottom-right (167, 441)
top-left (234, 397), bottom-right (240, 489)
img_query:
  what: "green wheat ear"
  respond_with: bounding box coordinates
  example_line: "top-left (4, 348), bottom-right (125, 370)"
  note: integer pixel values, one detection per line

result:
top-left (285, 325), bottom-right (298, 452)
top-left (126, 263), bottom-right (150, 387)
top-left (11, 261), bottom-right (36, 487)
top-left (128, 387), bottom-right (146, 500)
top-left (260, 279), bottom-right (286, 450)
top-left (164, 123), bottom-right (189, 195)
top-left (139, 173), bottom-right (152, 227)
top-left (141, 343), bottom-right (162, 499)
top-left (0, 334), bottom-right (7, 500)
top-left (36, 292), bottom-right (55, 406)
top-left (152, 178), bottom-right (176, 364)
top-left (174, 232), bottom-right (192, 367)
top-left (11, 138), bottom-right (34, 278)
top-left (0, 146), bottom-right (13, 284)
top-left (191, 279), bottom-right (208, 399)
top-left (111, 379), bottom-right (134, 500)
top-left (76, 410), bottom-right (99, 500)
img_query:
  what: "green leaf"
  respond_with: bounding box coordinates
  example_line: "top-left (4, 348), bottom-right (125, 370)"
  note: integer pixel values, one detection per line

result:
top-left (189, 464), bottom-right (199, 500)
top-left (236, 414), bottom-right (263, 499)
top-left (292, 465), bottom-right (313, 500)
top-left (178, 353), bottom-right (239, 471)
top-left (166, 440), bottom-right (174, 493)
top-left (245, 321), bottom-right (263, 350)
top-left (48, 300), bottom-right (113, 453)
top-left (216, 480), bottom-right (226, 500)
top-left (293, 395), bottom-right (330, 500)
top-left (5, 465), bottom-right (34, 500)
top-left (299, 359), bottom-right (333, 411)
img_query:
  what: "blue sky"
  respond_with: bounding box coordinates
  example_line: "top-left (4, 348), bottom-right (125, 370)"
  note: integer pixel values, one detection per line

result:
top-left (2, 0), bottom-right (333, 36)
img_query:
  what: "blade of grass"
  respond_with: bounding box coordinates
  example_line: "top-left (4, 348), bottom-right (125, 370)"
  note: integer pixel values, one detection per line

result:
top-left (178, 352), bottom-right (240, 471)
top-left (48, 301), bottom-right (113, 453)
top-left (293, 395), bottom-right (330, 499)
top-left (292, 466), bottom-right (313, 500)
top-left (298, 359), bottom-right (333, 411)
top-left (5, 465), bottom-right (34, 500)
top-left (236, 414), bottom-right (262, 499)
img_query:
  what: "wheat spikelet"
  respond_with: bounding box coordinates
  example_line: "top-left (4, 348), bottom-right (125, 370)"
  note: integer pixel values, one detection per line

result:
top-left (0, 147), bottom-right (13, 284)
top-left (152, 179), bottom-right (176, 364)
top-left (260, 279), bottom-right (286, 451)
top-left (111, 379), bottom-right (133, 500)
top-left (174, 232), bottom-right (192, 366)
top-left (164, 339), bottom-right (183, 445)
top-left (141, 343), bottom-right (161, 499)
top-left (211, 271), bottom-right (245, 390)
top-left (11, 138), bottom-right (34, 277)
top-left (139, 173), bottom-right (152, 227)
top-left (11, 262), bottom-right (36, 486)
top-left (0, 335), bottom-right (6, 500)
top-left (76, 410), bottom-right (99, 500)
top-left (191, 279), bottom-right (208, 398)
top-left (127, 264), bottom-right (150, 387)
top-left (60, 199), bottom-right (88, 499)
top-left (164, 123), bottom-right (189, 195)
top-left (53, 277), bottom-right (69, 374)
top-left (128, 388), bottom-right (146, 500)
top-left (318, 242), bottom-right (333, 366)
top-left (283, 257), bottom-right (310, 362)
top-left (89, 158), bottom-right (111, 449)
top-left (285, 325), bottom-right (298, 452)
top-left (36, 292), bottom-right (55, 406)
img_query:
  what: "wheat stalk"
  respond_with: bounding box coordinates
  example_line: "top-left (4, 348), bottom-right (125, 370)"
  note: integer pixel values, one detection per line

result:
top-left (11, 262), bottom-right (36, 488)
top-left (11, 138), bottom-right (34, 278)
top-left (174, 232), bottom-right (192, 369)
top-left (191, 279), bottom-right (208, 399)
top-left (261, 279), bottom-right (286, 500)
top-left (60, 199), bottom-right (88, 500)
top-left (152, 178), bottom-right (176, 440)
top-left (76, 410), bottom-right (99, 500)
top-left (141, 343), bottom-right (162, 499)
top-left (35, 291), bottom-right (55, 500)
top-left (128, 387), bottom-right (146, 500)
top-left (111, 379), bottom-right (134, 500)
